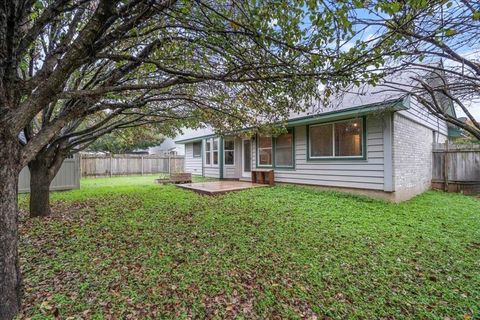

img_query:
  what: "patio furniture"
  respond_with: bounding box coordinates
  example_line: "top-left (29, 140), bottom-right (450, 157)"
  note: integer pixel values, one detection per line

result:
top-left (156, 172), bottom-right (192, 184)
top-left (251, 169), bottom-right (275, 185)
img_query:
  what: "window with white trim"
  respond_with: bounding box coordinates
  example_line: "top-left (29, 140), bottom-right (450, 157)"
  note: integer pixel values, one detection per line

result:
top-left (224, 139), bottom-right (235, 165)
top-left (205, 140), bottom-right (211, 165)
top-left (309, 118), bottom-right (363, 158)
top-left (258, 136), bottom-right (273, 166)
top-left (212, 138), bottom-right (219, 165)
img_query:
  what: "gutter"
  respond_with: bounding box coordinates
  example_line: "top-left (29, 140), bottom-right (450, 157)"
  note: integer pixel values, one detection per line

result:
top-left (286, 97), bottom-right (407, 127)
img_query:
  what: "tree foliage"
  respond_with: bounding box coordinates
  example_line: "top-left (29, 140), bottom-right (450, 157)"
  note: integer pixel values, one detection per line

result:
top-left (0, 1), bottom-right (384, 316)
top-left (87, 126), bottom-right (165, 154)
top-left (350, 0), bottom-right (480, 139)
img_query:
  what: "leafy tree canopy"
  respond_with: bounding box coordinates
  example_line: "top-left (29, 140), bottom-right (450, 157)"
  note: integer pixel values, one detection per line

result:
top-left (346, 0), bottom-right (480, 139)
top-left (87, 126), bottom-right (165, 154)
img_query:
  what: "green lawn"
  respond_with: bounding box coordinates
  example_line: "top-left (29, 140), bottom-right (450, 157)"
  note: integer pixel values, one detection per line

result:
top-left (18, 176), bottom-right (480, 319)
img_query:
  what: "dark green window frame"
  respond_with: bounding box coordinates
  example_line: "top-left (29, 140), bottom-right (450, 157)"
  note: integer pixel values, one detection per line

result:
top-left (256, 128), bottom-right (295, 169)
top-left (306, 117), bottom-right (367, 161)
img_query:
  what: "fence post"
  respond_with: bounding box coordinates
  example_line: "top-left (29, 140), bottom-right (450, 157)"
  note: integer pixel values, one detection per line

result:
top-left (79, 154), bottom-right (83, 178)
top-left (444, 141), bottom-right (449, 192)
top-left (109, 154), bottom-right (113, 177)
top-left (141, 155), bottom-right (144, 176)
top-left (168, 155), bottom-right (171, 174)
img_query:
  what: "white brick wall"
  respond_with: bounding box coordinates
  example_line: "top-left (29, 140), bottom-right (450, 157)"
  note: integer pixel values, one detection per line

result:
top-left (392, 113), bottom-right (446, 200)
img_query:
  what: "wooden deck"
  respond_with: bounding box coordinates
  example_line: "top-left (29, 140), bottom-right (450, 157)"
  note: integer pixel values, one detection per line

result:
top-left (176, 180), bottom-right (269, 195)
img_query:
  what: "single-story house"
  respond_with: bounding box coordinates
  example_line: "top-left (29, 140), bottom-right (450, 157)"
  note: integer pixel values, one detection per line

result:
top-left (147, 137), bottom-right (185, 156)
top-left (176, 84), bottom-right (457, 202)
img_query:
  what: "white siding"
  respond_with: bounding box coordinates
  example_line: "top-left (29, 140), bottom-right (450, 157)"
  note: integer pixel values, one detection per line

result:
top-left (224, 166), bottom-right (236, 178)
top-left (223, 137), bottom-right (241, 179)
top-left (184, 143), bottom-right (203, 176)
top-left (252, 115), bottom-right (387, 190)
top-left (398, 96), bottom-right (448, 135)
top-left (204, 166), bottom-right (219, 178)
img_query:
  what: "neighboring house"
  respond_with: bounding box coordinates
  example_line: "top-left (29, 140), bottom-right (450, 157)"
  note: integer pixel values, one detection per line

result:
top-left (176, 83), bottom-right (457, 202)
top-left (148, 138), bottom-right (185, 156)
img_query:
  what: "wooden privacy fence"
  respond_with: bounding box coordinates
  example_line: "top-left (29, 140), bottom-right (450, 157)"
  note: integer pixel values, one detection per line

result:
top-left (80, 153), bottom-right (185, 177)
top-left (432, 143), bottom-right (480, 195)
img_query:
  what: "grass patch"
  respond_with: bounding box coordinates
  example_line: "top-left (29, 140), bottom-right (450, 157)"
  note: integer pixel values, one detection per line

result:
top-left (18, 176), bottom-right (480, 319)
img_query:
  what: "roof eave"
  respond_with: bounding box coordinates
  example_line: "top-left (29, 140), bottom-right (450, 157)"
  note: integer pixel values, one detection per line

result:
top-left (286, 97), bottom-right (408, 127)
top-left (176, 97), bottom-right (409, 143)
top-left (175, 134), bottom-right (216, 144)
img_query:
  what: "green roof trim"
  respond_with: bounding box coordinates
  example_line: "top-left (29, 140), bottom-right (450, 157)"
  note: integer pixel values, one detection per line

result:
top-left (286, 97), bottom-right (407, 127)
top-left (176, 134), bottom-right (216, 144)
top-left (176, 97), bottom-right (408, 144)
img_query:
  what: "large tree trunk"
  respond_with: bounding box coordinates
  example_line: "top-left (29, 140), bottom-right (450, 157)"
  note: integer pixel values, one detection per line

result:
top-left (0, 133), bottom-right (23, 319)
top-left (28, 150), bottom-right (65, 218)
top-left (28, 159), bottom-right (54, 218)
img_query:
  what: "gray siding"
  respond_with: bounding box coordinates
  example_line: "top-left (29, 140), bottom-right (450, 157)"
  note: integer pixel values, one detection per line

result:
top-left (18, 154), bottom-right (80, 193)
top-left (398, 96), bottom-right (448, 136)
top-left (184, 143), bottom-right (203, 176)
top-left (180, 98), bottom-right (449, 197)
top-left (252, 115), bottom-right (387, 190)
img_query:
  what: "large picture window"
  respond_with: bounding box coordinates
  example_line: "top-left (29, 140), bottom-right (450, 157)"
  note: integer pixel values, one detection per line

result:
top-left (192, 142), bottom-right (202, 158)
top-left (205, 140), bottom-right (211, 165)
top-left (224, 139), bottom-right (235, 165)
top-left (212, 138), bottom-right (219, 165)
top-left (275, 129), bottom-right (294, 167)
top-left (309, 118), bottom-right (364, 159)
